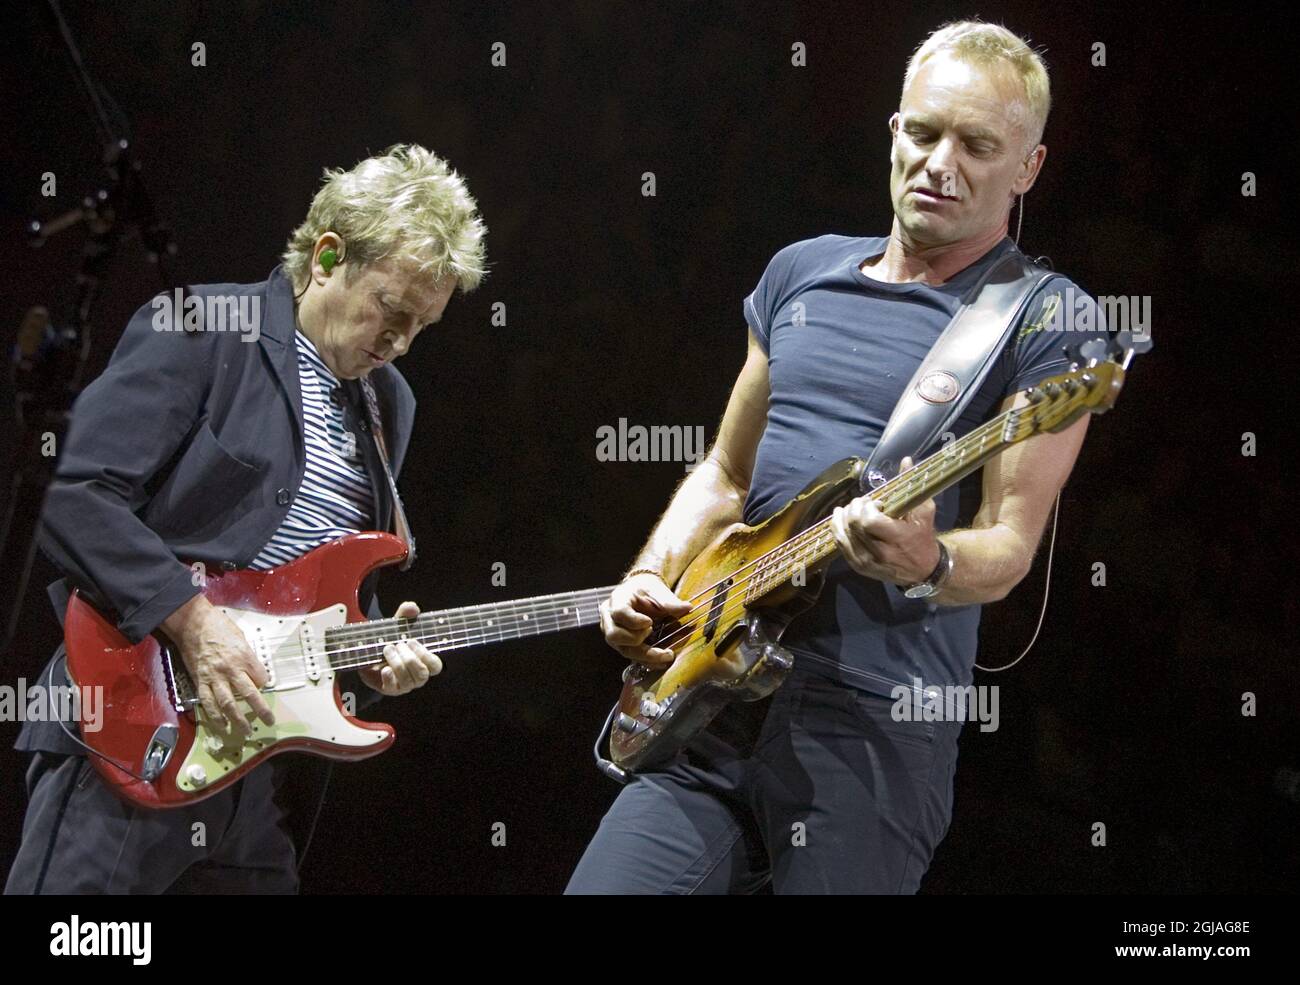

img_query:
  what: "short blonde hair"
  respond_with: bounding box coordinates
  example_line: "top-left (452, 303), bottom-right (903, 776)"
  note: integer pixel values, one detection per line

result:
top-left (283, 143), bottom-right (487, 292)
top-left (903, 21), bottom-right (1051, 154)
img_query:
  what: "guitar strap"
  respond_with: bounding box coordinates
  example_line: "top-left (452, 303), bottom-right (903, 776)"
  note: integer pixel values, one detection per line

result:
top-left (358, 376), bottom-right (417, 570)
top-left (863, 246), bottom-right (1059, 490)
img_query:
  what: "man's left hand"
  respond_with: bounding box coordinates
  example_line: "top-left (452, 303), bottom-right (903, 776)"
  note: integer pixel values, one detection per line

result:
top-left (358, 600), bottom-right (443, 695)
top-left (829, 457), bottom-right (941, 587)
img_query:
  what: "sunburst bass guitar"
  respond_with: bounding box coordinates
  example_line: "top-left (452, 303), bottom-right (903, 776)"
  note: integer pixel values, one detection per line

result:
top-left (602, 334), bottom-right (1149, 775)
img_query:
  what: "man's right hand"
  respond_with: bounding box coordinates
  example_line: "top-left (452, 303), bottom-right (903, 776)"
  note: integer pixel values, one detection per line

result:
top-left (599, 572), bottom-right (693, 667)
top-left (162, 594), bottom-right (275, 735)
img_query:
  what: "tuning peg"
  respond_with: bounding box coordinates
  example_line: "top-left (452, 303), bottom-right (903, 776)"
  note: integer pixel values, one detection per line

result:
top-left (1078, 338), bottom-right (1110, 365)
top-left (1116, 330), bottom-right (1154, 354)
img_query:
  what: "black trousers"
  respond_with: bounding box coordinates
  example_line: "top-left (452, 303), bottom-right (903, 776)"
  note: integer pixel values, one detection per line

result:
top-left (567, 669), bottom-right (963, 894)
top-left (5, 752), bottom-right (300, 894)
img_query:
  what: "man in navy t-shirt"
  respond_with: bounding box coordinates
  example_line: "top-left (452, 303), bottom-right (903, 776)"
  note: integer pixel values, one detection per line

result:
top-left (570, 20), bottom-right (1101, 894)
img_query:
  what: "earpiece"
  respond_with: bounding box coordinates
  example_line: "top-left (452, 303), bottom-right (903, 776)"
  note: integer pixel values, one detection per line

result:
top-left (320, 247), bottom-right (340, 273)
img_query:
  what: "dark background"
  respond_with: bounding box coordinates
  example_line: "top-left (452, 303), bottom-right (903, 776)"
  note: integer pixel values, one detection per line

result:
top-left (1, 0), bottom-right (1295, 893)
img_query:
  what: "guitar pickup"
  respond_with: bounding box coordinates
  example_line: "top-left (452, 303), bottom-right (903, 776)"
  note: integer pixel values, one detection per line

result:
top-left (250, 624), bottom-right (277, 688)
top-left (299, 622), bottom-right (322, 683)
top-left (702, 578), bottom-right (733, 642)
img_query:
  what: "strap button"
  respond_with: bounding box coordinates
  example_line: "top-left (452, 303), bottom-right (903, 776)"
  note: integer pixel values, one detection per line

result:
top-left (276, 488), bottom-right (291, 506)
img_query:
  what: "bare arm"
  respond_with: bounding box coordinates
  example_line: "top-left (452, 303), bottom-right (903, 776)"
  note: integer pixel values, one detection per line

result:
top-left (934, 390), bottom-right (1089, 604)
top-left (629, 331), bottom-right (769, 584)
top-left (831, 390), bottom-right (1090, 604)
top-left (601, 331), bottom-right (770, 663)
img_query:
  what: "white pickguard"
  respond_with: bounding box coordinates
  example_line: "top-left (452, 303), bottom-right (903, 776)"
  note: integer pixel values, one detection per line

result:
top-left (175, 604), bottom-right (388, 793)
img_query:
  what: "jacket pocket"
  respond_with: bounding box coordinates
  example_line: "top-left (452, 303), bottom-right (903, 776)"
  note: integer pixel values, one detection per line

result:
top-left (142, 420), bottom-right (264, 540)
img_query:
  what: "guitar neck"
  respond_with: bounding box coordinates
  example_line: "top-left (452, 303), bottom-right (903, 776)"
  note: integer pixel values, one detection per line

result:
top-left (325, 587), bottom-right (613, 671)
top-left (744, 397), bottom-right (1062, 601)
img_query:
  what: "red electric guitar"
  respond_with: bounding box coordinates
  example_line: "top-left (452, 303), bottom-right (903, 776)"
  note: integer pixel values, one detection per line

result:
top-left (64, 531), bottom-right (611, 808)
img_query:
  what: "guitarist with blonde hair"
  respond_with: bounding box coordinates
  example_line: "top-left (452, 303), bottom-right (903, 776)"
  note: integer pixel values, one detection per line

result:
top-left (7, 144), bottom-right (485, 894)
top-left (569, 21), bottom-right (1105, 894)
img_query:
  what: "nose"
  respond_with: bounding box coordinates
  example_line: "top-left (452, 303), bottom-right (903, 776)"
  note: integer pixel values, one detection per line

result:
top-left (924, 136), bottom-right (961, 186)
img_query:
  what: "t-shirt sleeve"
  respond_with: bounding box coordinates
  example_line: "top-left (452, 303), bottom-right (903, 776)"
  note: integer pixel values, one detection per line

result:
top-left (1002, 275), bottom-right (1109, 396)
top-left (742, 241), bottom-right (807, 353)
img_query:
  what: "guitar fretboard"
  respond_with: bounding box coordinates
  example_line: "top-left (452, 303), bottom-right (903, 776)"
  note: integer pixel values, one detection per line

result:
top-left (745, 377), bottom-right (1095, 601)
top-left (324, 587), bottom-right (612, 670)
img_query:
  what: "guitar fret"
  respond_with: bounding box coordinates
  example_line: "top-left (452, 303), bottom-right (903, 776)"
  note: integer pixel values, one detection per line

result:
top-left (324, 588), bottom-right (613, 669)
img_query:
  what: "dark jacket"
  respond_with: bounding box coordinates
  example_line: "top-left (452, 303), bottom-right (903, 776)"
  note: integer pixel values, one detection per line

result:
top-left (16, 265), bottom-right (416, 850)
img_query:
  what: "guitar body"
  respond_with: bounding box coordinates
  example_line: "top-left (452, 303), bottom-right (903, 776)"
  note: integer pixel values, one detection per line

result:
top-left (610, 457), bottom-right (867, 771)
top-left (65, 532), bottom-right (409, 809)
top-left (605, 349), bottom-right (1146, 774)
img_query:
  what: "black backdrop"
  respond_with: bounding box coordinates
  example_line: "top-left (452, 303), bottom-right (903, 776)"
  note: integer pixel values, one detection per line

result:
top-left (2, 0), bottom-right (1295, 894)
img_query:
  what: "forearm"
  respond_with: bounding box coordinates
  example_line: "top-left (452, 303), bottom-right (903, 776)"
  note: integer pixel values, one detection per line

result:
top-left (930, 522), bottom-right (1032, 606)
top-left (41, 479), bottom-right (202, 643)
top-left (628, 453), bottom-right (749, 586)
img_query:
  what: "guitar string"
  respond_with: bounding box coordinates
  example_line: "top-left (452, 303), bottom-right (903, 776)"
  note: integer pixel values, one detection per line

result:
top-left (318, 595), bottom-right (611, 667)
top-left (279, 404), bottom-right (1023, 677)
top-left (177, 591), bottom-right (613, 694)
top-left (638, 400), bottom-right (1072, 656)
top-left (640, 410), bottom-right (1033, 651)
top-left (320, 588), bottom-right (616, 643)
top-left (242, 591), bottom-right (613, 669)
top-left (640, 403), bottom-right (1026, 632)
top-left (277, 590), bottom-right (609, 658)
top-left (304, 404), bottom-right (1025, 669)
top-left (199, 392), bottom-right (1077, 695)
top-left (260, 588), bottom-right (614, 650)
top-left (657, 381), bottom-right (1089, 642)
top-left (260, 607), bottom-right (610, 688)
top-left (208, 601), bottom-right (612, 693)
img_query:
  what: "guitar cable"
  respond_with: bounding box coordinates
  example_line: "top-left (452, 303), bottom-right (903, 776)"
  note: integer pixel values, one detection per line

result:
top-left (974, 488), bottom-right (1059, 672)
top-left (974, 193), bottom-right (1058, 672)
top-left (50, 657), bottom-right (154, 782)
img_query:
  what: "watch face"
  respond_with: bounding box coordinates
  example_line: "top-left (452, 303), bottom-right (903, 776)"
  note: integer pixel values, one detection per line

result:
top-left (904, 584), bottom-right (934, 600)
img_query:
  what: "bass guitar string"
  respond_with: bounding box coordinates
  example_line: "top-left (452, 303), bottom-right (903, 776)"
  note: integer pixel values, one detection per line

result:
top-left (642, 402), bottom-right (1054, 654)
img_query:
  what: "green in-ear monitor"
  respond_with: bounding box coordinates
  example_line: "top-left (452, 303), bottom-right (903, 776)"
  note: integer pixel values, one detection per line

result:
top-left (320, 247), bottom-right (340, 273)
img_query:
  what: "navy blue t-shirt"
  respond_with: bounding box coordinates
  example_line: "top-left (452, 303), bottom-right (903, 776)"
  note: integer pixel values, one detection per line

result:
top-left (742, 234), bottom-right (1102, 698)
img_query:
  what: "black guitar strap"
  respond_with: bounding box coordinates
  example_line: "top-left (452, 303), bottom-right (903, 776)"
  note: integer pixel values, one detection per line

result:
top-left (358, 376), bottom-right (417, 570)
top-left (863, 247), bottom-right (1059, 490)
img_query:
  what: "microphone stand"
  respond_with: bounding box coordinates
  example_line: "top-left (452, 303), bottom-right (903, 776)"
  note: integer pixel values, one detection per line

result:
top-left (1, 0), bottom-right (180, 659)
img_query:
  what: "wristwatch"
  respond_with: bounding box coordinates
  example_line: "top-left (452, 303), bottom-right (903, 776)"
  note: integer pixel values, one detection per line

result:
top-left (902, 540), bottom-right (953, 600)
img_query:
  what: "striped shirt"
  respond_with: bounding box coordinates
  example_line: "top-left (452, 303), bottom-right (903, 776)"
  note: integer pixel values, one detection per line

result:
top-left (249, 330), bottom-right (375, 569)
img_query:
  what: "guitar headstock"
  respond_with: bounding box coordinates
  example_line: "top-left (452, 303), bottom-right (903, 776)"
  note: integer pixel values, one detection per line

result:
top-left (1021, 330), bottom-right (1153, 434)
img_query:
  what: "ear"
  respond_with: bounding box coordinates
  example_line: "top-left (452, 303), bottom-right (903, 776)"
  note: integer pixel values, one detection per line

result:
top-left (888, 112), bottom-right (900, 163)
top-left (1013, 144), bottom-right (1047, 197)
top-left (312, 232), bottom-right (346, 285)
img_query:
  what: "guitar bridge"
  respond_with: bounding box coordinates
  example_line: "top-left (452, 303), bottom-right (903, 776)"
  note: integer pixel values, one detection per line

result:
top-left (161, 645), bottom-right (197, 712)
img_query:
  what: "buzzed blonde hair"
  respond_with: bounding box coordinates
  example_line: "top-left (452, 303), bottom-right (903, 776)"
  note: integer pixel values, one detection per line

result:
top-left (283, 143), bottom-right (487, 292)
top-left (903, 20), bottom-right (1051, 154)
